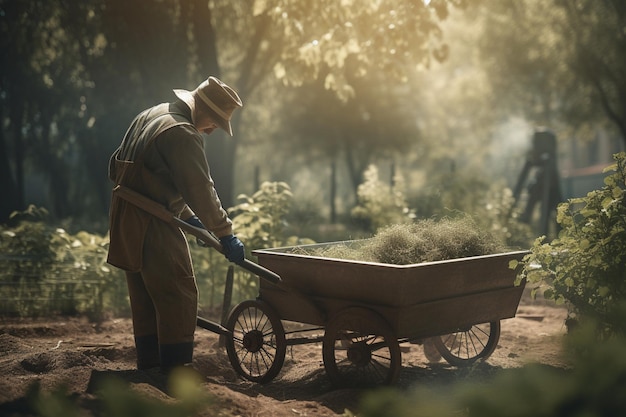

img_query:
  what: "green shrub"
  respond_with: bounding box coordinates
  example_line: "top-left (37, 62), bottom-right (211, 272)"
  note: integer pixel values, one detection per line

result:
top-left (191, 181), bottom-right (316, 311)
top-left (0, 182), bottom-right (313, 319)
top-left (475, 184), bottom-right (536, 249)
top-left (229, 181), bottom-right (296, 249)
top-left (0, 206), bottom-right (126, 319)
top-left (351, 165), bottom-right (416, 232)
top-left (517, 152), bottom-right (626, 336)
top-left (410, 167), bottom-right (491, 218)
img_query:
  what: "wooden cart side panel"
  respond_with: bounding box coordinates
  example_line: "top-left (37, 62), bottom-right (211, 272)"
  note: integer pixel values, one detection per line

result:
top-left (259, 287), bottom-right (326, 326)
top-left (259, 284), bottom-right (526, 339)
top-left (400, 255), bottom-right (523, 305)
top-left (256, 251), bottom-right (527, 308)
top-left (389, 285), bottom-right (525, 339)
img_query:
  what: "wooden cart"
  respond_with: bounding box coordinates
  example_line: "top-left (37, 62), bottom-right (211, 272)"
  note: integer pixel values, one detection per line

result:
top-left (221, 240), bottom-right (528, 387)
top-left (113, 185), bottom-right (521, 387)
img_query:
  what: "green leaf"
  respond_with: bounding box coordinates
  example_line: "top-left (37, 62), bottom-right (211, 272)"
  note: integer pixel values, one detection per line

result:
top-left (543, 288), bottom-right (554, 299)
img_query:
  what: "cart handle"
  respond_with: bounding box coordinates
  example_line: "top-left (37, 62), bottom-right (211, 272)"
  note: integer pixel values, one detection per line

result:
top-left (173, 218), bottom-right (282, 284)
top-left (113, 185), bottom-right (282, 285)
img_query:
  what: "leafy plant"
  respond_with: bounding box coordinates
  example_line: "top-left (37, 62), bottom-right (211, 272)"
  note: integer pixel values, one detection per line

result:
top-left (0, 182), bottom-right (311, 320)
top-left (229, 181), bottom-right (309, 249)
top-left (351, 164), bottom-right (416, 232)
top-left (190, 181), bottom-right (315, 310)
top-left (0, 206), bottom-right (126, 319)
top-left (187, 239), bottom-right (248, 313)
top-left (517, 152), bottom-right (626, 336)
top-left (476, 184), bottom-right (536, 249)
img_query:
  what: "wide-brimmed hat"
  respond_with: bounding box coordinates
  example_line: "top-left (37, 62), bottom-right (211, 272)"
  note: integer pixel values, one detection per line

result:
top-left (174, 76), bottom-right (243, 136)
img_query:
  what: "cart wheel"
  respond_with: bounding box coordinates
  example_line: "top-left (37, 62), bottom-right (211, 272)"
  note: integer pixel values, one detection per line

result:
top-left (433, 321), bottom-right (501, 367)
top-left (322, 307), bottom-right (401, 387)
top-left (225, 300), bottom-right (286, 383)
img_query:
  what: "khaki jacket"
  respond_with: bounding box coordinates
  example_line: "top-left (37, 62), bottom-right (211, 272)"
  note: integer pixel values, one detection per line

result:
top-left (107, 101), bottom-right (233, 272)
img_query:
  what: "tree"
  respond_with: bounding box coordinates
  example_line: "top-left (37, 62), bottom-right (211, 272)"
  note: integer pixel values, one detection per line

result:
top-left (0, 0), bottom-right (89, 219)
top-left (275, 74), bottom-right (417, 198)
top-left (264, 0), bottom-right (462, 100)
top-left (0, 0), bottom-right (221, 222)
top-left (210, 0), bottom-right (471, 217)
top-left (83, 0), bottom-right (219, 213)
top-left (478, 0), bottom-right (626, 146)
top-left (209, 0), bottom-right (468, 206)
top-left (557, 0), bottom-right (626, 144)
top-left (1, 0), bottom-right (469, 223)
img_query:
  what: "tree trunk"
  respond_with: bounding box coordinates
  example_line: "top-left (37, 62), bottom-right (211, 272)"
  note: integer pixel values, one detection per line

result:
top-left (205, 132), bottom-right (236, 209)
top-left (192, 0), bottom-right (220, 79)
top-left (206, 11), bottom-right (275, 209)
top-left (10, 103), bottom-right (25, 213)
top-left (39, 113), bottom-right (71, 218)
top-left (330, 160), bottom-right (337, 223)
top-left (344, 143), bottom-right (367, 201)
top-left (0, 106), bottom-right (18, 223)
top-left (189, 0), bottom-right (238, 207)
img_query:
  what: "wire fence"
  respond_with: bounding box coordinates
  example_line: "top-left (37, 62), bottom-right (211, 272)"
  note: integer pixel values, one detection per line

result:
top-left (0, 254), bottom-right (127, 319)
top-left (0, 248), bottom-right (258, 321)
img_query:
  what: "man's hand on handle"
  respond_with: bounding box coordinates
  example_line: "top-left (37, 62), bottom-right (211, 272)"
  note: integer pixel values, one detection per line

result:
top-left (185, 216), bottom-right (210, 247)
top-left (185, 215), bottom-right (204, 229)
top-left (219, 235), bottom-right (245, 264)
top-left (185, 216), bottom-right (244, 263)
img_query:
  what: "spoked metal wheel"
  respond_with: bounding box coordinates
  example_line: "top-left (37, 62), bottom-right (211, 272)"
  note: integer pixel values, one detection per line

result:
top-left (225, 300), bottom-right (286, 383)
top-left (322, 307), bottom-right (401, 387)
top-left (433, 321), bottom-right (501, 367)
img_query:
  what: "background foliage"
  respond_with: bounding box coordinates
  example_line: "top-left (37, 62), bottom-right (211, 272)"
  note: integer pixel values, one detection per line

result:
top-left (1, 0), bottom-right (624, 226)
top-left (518, 152), bottom-right (626, 336)
top-left (1, 2), bottom-right (625, 415)
top-left (1, 171), bottom-right (533, 320)
top-left (0, 206), bottom-right (125, 319)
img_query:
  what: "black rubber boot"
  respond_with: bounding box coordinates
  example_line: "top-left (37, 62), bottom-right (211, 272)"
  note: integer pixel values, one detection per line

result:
top-left (135, 334), bottom-right (160, 370)
top-left (159, 342), bottom-right (194, 374)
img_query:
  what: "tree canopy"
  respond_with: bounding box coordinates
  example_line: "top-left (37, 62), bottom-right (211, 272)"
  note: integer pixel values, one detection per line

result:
top-left (479, 0), bottom-right (626, 144)
top-left (1, 0), bottom-right (623, 226)
top-left (1, 0), bottom-right (460, 223)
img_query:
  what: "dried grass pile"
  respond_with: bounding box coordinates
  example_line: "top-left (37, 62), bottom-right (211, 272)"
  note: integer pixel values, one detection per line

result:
top-left (301, 217), bottom-right (504, 265)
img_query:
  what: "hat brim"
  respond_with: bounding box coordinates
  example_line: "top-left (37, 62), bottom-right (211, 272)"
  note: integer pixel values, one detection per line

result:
top-left (173, 89), bottom-right (233, 136)
top-left (208, 111), bottom-right (233, 136)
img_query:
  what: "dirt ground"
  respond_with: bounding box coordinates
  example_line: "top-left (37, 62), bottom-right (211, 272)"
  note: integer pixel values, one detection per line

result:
top-left (0, 294), bottom-right (569, 417)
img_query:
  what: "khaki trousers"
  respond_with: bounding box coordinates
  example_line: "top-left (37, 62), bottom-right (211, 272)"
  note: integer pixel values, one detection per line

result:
top-left (126, 219), bottom-right (198, 346)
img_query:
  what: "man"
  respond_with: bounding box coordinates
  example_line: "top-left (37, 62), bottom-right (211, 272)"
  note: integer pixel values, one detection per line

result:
top-left (107, 76), bottom-right (245, 373)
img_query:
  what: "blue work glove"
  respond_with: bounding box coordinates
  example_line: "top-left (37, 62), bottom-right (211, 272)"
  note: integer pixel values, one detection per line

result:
top-left (185, 216), bottom-right (209, 246)
top-left (185, 215), bottom-right (205, 229)
top-left (219, 235), bottom-right (245, 264)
